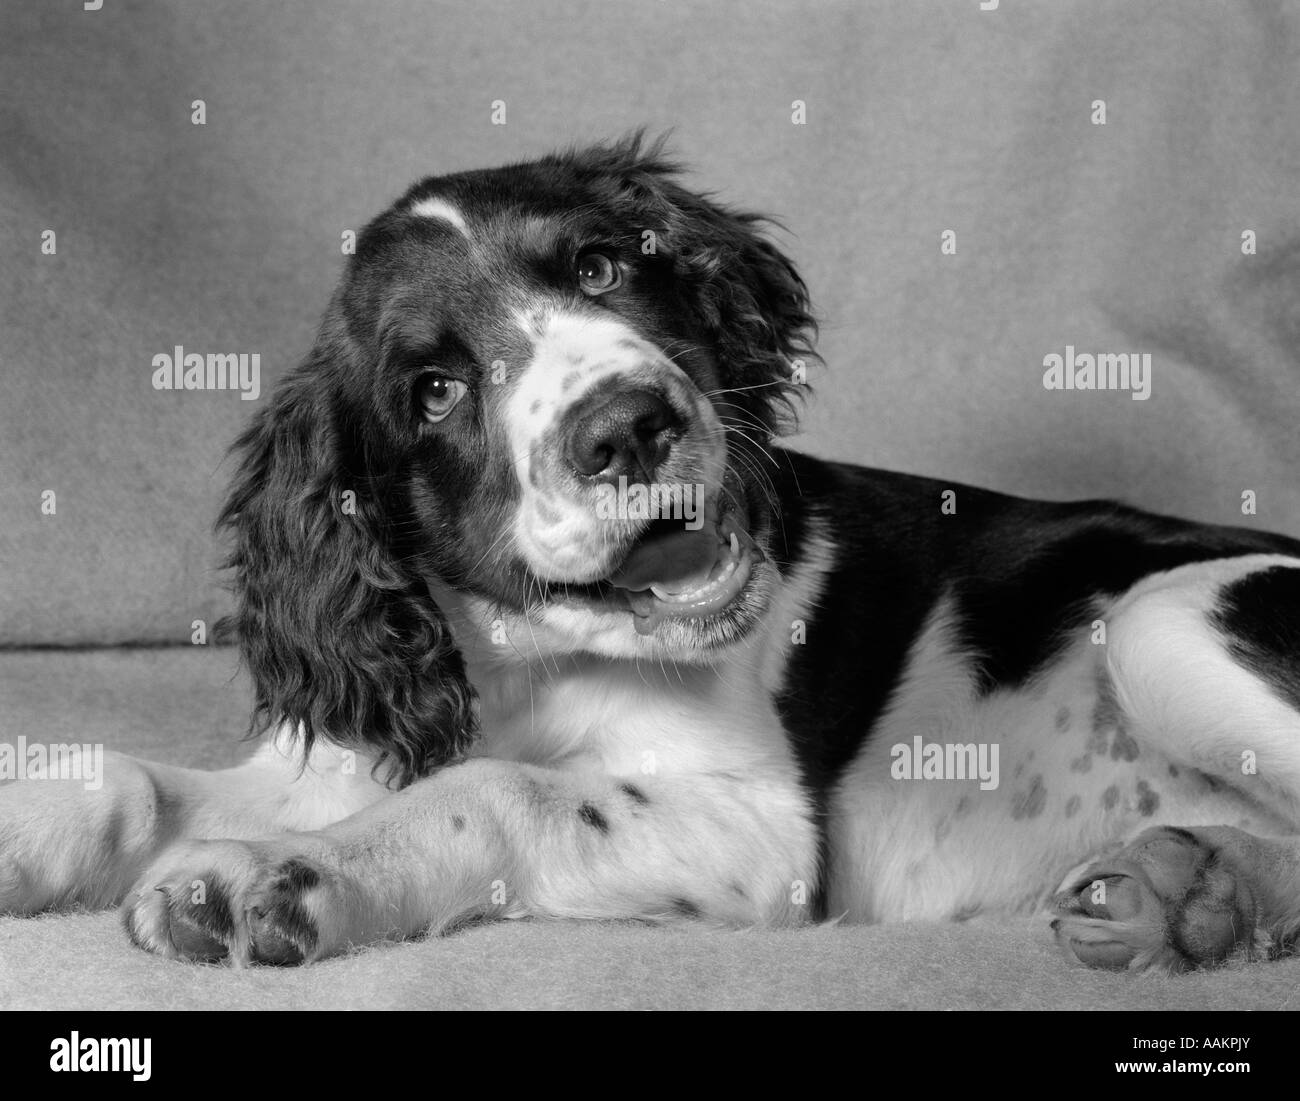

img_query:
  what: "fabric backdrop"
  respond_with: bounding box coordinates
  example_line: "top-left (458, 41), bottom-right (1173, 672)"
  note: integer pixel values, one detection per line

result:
top-left (2, 0), bottom-right (1299, 645)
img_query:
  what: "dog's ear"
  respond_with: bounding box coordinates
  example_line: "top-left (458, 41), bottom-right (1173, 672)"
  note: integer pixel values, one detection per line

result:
top-left (216, 332), bottom-right (477, 788)
top-left (579, 132), bottom-right (818, 436)
top-left (669, 199), bottom-right (816, 436)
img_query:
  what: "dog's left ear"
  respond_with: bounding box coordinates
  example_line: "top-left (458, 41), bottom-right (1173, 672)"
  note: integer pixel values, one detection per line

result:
top-left (216, 329), bottom-right (477, 787)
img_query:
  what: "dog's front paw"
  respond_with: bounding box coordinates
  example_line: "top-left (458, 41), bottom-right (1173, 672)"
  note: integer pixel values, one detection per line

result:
top-left (122, 839), bottom-right (344, 965)
top-left (1049, 826), bottom-right (1263, 972)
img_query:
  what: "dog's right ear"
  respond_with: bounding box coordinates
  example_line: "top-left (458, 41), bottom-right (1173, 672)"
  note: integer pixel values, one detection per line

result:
top-left (216, 330), bottom-right (477, 788)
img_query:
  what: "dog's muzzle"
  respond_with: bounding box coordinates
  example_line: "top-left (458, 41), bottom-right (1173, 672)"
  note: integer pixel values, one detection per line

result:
top-left (554, 382), bottom-right (755, 634)
top-left (508, 315), bottom-right (758, 633)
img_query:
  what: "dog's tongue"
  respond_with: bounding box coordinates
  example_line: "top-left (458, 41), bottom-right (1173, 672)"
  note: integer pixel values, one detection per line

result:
top-left (607, 514), bottom-right (754, 635)
top-left (607, 525), bottom-right (720, 594)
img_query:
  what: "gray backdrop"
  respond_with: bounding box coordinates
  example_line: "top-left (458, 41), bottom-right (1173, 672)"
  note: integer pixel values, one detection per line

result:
top-left (3, 0), bottom-right (1298, 645)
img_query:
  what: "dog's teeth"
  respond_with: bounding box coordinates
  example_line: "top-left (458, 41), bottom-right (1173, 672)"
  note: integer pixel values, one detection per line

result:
top-left (647, 540), bottom-right (744, 605)
top-left (639, 523), bottom-right (748, 607)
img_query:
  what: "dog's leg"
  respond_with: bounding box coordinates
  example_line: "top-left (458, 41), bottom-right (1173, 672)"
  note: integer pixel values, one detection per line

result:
top-left (0, 733), bottom-right (386, 913)
top-left (121, 758), bottom-right (817, 964)
top-left (1051, 556), bottom-right (1300, 970)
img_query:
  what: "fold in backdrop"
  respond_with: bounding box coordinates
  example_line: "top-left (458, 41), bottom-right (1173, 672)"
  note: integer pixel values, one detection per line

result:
top-left (2, 0), bottom-right (1298, 646)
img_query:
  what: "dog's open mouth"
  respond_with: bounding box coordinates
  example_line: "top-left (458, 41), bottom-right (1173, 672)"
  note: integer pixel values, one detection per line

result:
top-left (549, 497), bottom-right (757, 635)
top-left (607, 507), bottom-right (755, 635)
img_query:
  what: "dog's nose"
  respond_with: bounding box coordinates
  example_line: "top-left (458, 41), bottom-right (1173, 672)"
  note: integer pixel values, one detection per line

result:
top-left (566, 388), bottom-right (681, 481)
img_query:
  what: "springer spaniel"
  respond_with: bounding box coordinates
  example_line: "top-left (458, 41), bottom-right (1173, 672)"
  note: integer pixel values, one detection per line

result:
top-left (5, 134), bottom-right (1300, 972)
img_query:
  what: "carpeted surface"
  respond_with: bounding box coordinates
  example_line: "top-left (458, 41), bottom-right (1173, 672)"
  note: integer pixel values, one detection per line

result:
top-left (2, 647), bottom-right (1299, 1010)
top-left (7, 908), bottom-right (1300, 1012)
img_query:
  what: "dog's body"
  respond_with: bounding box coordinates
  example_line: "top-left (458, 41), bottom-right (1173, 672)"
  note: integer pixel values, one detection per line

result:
top-left (5, 136), bottom-right (1300, 971)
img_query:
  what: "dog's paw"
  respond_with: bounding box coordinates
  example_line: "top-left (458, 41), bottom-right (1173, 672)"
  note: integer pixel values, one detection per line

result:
top-left (121, 839), bottom-right (345, 965)
top-left (1049, 826), bottom-right (1263, 972)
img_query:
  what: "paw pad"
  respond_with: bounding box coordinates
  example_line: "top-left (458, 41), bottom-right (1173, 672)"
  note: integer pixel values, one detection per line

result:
top-left (1050, 827), bottom-right (1258, 972)
top-left (122, 845), bottom-right (328, 966)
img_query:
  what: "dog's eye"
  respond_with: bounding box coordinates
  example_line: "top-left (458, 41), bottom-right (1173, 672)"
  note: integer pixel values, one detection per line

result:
top-left (416, 373), bottom-right (467, 423)
top-left (576, 252), bottom-right (621, 295)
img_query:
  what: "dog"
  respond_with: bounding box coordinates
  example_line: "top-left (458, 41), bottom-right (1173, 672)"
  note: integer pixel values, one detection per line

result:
top-left (4, 133), bottom-right (1300, 973)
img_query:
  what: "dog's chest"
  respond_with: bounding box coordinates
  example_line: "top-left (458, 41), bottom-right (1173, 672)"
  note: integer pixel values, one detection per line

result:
top-left (466, 655), bottom-right (798, 785)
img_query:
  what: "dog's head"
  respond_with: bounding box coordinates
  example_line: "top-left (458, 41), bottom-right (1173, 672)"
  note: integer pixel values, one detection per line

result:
top-left (220, 133), bottom-right (816, 783)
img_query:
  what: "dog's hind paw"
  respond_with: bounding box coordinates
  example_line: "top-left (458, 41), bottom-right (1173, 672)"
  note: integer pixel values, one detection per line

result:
top-left (1048, 825), bottom-right (1275, 972)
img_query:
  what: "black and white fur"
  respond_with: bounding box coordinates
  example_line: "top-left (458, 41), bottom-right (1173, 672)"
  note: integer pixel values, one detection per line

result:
top-left (5, 134), bottom-right (1300, 972)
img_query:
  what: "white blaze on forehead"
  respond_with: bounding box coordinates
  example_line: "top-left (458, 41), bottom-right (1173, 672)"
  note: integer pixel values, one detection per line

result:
top-left (409, 196), bottom-right (471, 238)
top-left (513, 309), bottom-right (649, 357)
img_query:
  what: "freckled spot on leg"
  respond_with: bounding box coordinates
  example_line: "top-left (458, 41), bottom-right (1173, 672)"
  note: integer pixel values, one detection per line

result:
top-left (1136, 780), bottom-right (1159, 817)
top-left (1198, 771), bottom-right (1227, 794)
top-left (529, 399), bottom-right (542, 415)
top-left (1064, 795), bottom-right (1081, 818)
top-left (451, 815), bottom-right (466, 833)
top-left (1088, 667), bottom-right (1124, 756)
top-left (1011, 774), bottom-right (1047, 820)
top-left (1110, 727), bottom-right (1140, 762)
top-left (561, 370), bottom-right (582, 393)
top-left (1069, 755), bottom-right (1092, 773)
top-left (1055, 706), bottom-right (1071, 732)
top-left (935, 817), bottom-right (952, 843)
top-left (578, 802), bottom-right (609, 834)
top-left (1014, 762), bottom-right (1024, 779)
top-left (1101, 784), bottom-right (1120, 810)
top-left (1086, 726), bottom-right (1109, 757)
top-left (618, 782), bottom-right (649, 806)
top-left (1094, 667), bottom-right (1139, 759)
top-left (955, 795), bottom-right (972, 817)
top-left (1092, 665), bottom-right (1122, 725)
